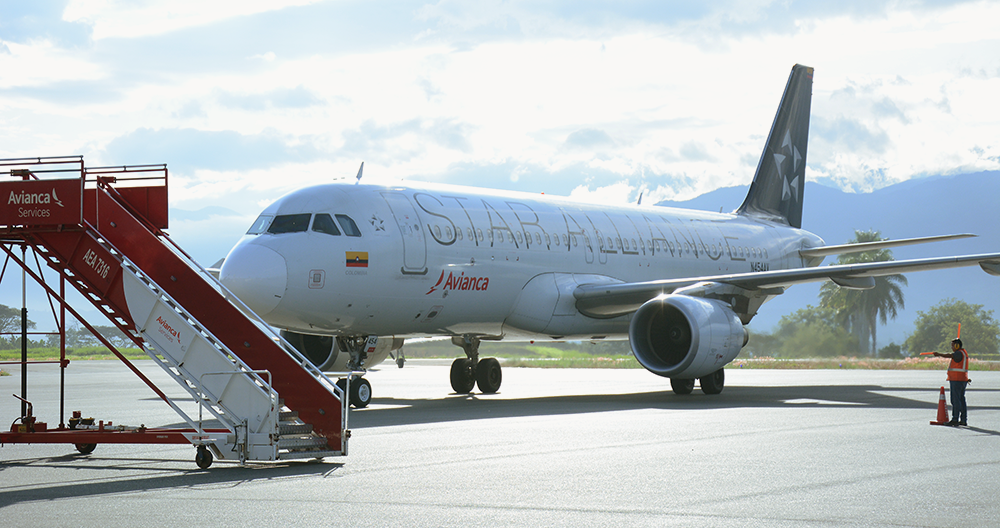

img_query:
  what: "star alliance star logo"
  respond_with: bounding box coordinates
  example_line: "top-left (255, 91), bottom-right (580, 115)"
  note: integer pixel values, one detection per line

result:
top-left (773, 129), bottom-right (801, 203)
top-left (370, 213), bottom-right (385, 231)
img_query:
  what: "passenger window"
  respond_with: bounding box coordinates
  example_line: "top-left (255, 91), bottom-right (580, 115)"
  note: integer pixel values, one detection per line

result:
top-left (572, 235), bottom-right (578, 247)
top-left (336, 214), bottom-right (362, 237)
top-left (545, 233), bottom-right (551, 246)
top-left (434, 225), bottom-right (441, 238)
top-left (312, 214), bottom-right (341, 236)
top-left (267, 214), bottom-right (311, 234)
top-left (247, 214), bottom-right (274, 235)
top-left (516, 231), bottom-right (523, 244)
top-left (535, 233), bottom-right (541, 245)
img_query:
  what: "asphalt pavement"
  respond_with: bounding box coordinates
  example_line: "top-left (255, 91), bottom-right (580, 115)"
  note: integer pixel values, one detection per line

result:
top-left (1, 360), bottom-right (998, 527)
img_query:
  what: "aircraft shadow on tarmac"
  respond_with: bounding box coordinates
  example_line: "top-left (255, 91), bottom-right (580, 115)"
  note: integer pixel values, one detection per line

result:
top-left (351, 383), bottom-right (1000, 431)
top-left (0, 454), bottom-right (343, 509)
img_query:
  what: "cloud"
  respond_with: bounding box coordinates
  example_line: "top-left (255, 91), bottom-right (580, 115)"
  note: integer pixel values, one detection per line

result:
top-left (563, 128), bottom-right (615, 150)
top-left (0, 2), bottom-right (92, 47)
top-left (102, 127), bottom-right (325, 172)
top-left (811, 116), bottom-right (890, 155)
top-left (214, 85), bottom-right (324, 111)
top-left (340, 119), bottom-right (475, 160)
top-left (0, 79), bottom-right (124, 105)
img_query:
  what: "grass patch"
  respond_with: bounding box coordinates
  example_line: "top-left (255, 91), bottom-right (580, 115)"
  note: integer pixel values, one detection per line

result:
top-left (0, 346), bottom-right (147, 362)
top-left (730, 357), bottom-right (1000, 371)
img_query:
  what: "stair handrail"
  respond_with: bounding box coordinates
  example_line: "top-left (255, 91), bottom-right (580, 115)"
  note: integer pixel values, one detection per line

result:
top-left (82, 226), bottom-right (281, 419)
top-left (93, 179), bottom-right (343, 392)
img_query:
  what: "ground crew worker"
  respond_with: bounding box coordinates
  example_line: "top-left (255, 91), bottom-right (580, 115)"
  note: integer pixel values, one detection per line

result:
top-left (933, 338), bottom-right (969, 426)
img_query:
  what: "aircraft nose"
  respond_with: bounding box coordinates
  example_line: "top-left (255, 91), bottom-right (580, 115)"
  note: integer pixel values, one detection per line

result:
top-left (220, 242), bottom-right (287, 317)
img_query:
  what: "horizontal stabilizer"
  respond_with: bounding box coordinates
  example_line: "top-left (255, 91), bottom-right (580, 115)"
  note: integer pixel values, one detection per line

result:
top-left (798, 234), bottom-right (976, 259)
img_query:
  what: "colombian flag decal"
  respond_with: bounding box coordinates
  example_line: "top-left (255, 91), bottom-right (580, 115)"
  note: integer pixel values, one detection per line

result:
top-left (346, 251), bottom-right (369, 268)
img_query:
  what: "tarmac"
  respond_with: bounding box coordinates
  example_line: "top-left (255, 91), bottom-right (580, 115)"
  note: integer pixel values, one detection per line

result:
top-left (1, 359), bottom-right (999, 527)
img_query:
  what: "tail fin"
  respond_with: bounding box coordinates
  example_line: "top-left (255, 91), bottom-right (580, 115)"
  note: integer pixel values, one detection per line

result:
top-left (736, 64), bottom-right (813, 229)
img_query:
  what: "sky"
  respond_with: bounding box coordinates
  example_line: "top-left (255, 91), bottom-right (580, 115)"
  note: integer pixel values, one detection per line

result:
top-left (1, 1), bottom-right (999, 337)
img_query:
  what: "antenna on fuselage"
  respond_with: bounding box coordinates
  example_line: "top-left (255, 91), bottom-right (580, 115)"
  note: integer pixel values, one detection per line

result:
top-left (637, 192), bottom-right (643, 206)
top-left (355, 161), bottom-right (364, 184)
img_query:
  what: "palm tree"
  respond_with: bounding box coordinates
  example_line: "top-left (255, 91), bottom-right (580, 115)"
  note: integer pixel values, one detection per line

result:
top-left (819, 230), bottom-right (907, 355)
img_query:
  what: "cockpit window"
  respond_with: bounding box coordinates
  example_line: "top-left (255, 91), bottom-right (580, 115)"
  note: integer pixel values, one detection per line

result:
top-left (267, 213), bottom-right (312, 234)
top-left (336, 214), bottom-right (362, 237)
top-left (312, 213), bottom-right (341, 236)
top-left (246, 214), bottom-right (273, 235)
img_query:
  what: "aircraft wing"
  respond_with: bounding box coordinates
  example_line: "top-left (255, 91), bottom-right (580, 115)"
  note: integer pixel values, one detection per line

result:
top-left (574, 252), bottom-right (1000, 318)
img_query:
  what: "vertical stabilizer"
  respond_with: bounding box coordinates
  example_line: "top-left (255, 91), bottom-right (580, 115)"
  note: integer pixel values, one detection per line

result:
top-left (736, 64), bottom-right (813, 228)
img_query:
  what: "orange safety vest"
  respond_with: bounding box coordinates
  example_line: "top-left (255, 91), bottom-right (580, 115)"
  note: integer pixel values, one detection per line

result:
top-left (947, 349), bottom-right (969, 382)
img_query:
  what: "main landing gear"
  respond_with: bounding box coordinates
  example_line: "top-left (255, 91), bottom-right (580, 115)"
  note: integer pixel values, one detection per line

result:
top-left (669, 368), bottom-right (725, 395)
top-left (449, 335), bottom-right (502, 394)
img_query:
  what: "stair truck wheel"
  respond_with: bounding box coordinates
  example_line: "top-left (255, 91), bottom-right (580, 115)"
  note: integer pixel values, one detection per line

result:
top-left (75, 443), bottom-right (97, 455)
top-left (195, 445), bottom-right (213, 469)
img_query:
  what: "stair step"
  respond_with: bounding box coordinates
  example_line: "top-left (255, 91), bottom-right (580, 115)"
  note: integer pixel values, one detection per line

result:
top-left (279, 423), bottom-right (313, 435)
top-left (278, 450), bottom-right (341, 460)
top-left (279, 411), bottom-right (299, 421)
top-left (277, 436), bottom-right (329, 449)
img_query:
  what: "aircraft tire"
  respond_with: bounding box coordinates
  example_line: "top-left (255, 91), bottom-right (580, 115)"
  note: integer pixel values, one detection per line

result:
top-left (700, 369), bottom-right (725, 395)
top-left (670, 378), bottom-right (695, 395)
top-left (75, 443), bottom-right (97, 455)
top-left (350, 378), bottom-right (372, 408)
top-left (475, 358), bottom-right (502, 394)
top-left (450, 358), bottom-right (476, 394)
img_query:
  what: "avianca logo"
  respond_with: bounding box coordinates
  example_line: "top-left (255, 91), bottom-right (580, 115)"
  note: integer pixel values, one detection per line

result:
top-left (8, 188), bottom-right (64, 207)
top-left (156, 315), bottom-right (181, 341)
top-left (426, 270), bottom-right (490, 295)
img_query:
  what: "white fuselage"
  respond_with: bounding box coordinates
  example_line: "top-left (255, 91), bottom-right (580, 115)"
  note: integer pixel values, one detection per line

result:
top-left (220, 181), bottom-right (825, 342)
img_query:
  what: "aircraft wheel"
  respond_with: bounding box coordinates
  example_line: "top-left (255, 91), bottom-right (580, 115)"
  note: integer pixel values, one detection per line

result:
top-left (350, 377), bottom-right (372, 408)
top-left (475, 358), bottom-right (502, 393)
top-left (195, 445), bottom-right (213, 469)
top-left (75, 443), bottom-right (97, 455)
top-left (670, 378), bottom-right (695, 395)
top-left (450, 358), bottom-right (476, 394)
top-left (700, 369), bottom-right (725, 395)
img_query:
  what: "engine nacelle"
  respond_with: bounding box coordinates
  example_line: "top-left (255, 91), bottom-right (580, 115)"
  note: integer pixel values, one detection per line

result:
top-left (281, 330), bottom-right (339, 370)
top-left (628, 295), bottom-right (748, 379)
top-left (281, 330), bottom-right (403, 372)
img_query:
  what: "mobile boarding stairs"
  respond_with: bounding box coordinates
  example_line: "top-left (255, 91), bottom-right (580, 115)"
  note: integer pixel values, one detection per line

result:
top-left (0, 156), bottom-right (348, 468)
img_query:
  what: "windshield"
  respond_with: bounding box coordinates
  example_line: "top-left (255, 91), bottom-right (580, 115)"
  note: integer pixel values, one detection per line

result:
top-left (267, 214), bottom-right (312, 234)
top-left (246, 215), bottom-right (273, 235)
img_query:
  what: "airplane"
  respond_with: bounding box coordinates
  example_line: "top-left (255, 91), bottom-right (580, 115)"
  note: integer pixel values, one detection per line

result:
top-left (218, 64), bottom-right (1000, 408)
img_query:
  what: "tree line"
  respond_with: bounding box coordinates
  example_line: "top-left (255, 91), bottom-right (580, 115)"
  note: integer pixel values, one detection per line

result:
top-left (0, 304), bottom-right (134, 350)
top-left (744, 230), bottom-right (1000, 359)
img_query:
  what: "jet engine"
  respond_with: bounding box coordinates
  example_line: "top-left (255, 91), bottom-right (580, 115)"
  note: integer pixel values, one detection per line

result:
top-left (281, 330), bottom-right (339, 370)
top-left (628, 294), bottom-right (748, 379)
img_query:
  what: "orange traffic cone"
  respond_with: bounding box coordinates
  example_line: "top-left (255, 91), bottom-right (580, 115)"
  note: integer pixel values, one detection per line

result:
top-left (930, 386), bottom-right (949, 425)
